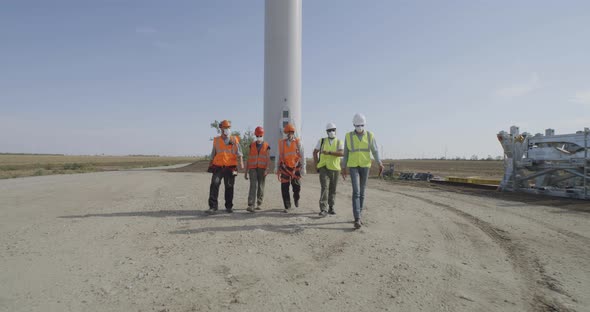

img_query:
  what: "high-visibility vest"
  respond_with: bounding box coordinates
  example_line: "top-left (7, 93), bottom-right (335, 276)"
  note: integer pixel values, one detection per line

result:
top-left (346, 131), bottom-right (373, 168)
top-left (212, 136), bottom-right (240, 167)
top-left (278, 138), bottom-right (300, 168)
top-left (247, 142), bottom-right (270, 169)
top-left (317, 138), bottom-right (341, 171)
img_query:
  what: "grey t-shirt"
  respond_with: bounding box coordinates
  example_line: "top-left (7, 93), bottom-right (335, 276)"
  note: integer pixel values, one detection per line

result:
top-left (210, 136), bottom-right (243, 159)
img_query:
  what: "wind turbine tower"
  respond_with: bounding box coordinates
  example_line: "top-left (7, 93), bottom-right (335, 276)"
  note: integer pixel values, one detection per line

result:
top-left (263, 0), bottom-right (302, 162)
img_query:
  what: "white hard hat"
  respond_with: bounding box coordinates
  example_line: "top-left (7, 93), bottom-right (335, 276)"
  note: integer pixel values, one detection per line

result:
top-left (353, 113), bottom-right (366, 125)
top-left (325, 122), bottom-right (337, 130)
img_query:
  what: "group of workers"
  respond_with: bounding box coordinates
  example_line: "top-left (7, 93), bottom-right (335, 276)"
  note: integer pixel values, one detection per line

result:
top-left (207, 113), bottom-right (383, 229)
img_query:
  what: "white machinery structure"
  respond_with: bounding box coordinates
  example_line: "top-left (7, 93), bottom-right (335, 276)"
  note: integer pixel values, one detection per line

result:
top-left (263, 0), bottom-right (302, 162)
top-left (497, 126), bottom-right (590, 200)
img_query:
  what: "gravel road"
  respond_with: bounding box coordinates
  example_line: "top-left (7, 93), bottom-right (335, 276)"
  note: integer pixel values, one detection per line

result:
top-left (1, 169), bottom-right (588, 312)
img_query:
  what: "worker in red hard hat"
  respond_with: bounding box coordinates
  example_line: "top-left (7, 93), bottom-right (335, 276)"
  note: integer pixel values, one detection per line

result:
top-left (207, 119), bottom-right (244, 214)
top-left (276, 123), bottom-right (306, 212)
top-left (244, 126), bottom-right (271, 212)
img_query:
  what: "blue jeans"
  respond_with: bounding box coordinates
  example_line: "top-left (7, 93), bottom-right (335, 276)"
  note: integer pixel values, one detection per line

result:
top-left (349, 167), bottom-right (369, 220)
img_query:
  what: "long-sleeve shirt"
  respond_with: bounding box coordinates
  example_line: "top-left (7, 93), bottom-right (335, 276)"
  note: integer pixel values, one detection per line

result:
top-left (342, 131), bottom-right (382, 167)
top-left (274, 138), bottom-right (306, 175)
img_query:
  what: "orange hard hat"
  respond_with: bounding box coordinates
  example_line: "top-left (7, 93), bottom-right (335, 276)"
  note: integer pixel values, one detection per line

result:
top-left (254, 126), bottom-right (264, 136)
top-left (283, 123), bottom-right (296, 133)
top-left (220, 120), bottom-right (231, 129)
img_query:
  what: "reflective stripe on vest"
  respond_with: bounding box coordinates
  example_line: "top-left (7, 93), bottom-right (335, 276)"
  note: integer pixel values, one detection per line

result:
top-left (279, 138), bottom-right (300, 168)
top-left (212, 136), bottom-right (239, 166)
top-left (247, 142), bottom-right (269, 169)
top-left (346, 131), bottom-right (372, 168)
top-left (317, 137), bottom-right (341, 171)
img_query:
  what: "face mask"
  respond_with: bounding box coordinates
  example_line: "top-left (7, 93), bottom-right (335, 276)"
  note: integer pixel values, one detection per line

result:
top-left (327, 131), bottom-right (336, 139)
top-left (222, 129), bottom-right (231, 136)
top-left (355, 125), bottom-right (364, 133)
top-left (256, 136), bottom-right (263, 143)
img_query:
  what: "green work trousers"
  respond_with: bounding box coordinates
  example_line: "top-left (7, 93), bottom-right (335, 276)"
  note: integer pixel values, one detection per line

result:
top-left (318, 166), bottom-right (339, 211)
top-left (248, 168), bottom-right (266, 208)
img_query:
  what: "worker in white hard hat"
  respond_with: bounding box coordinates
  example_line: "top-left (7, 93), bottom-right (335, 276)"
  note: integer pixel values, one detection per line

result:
top-left (313, 122), bottom-right (344, 216)
top-left (341, 113), bottom-right (384, 229)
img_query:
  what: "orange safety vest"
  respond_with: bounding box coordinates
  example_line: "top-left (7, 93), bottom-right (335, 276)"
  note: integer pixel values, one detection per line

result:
top-left (212, 136), bottom-right (240, 167)
top-left (247, 141), bottom-right (270, 169)
top-left (278, 138), bottom-right (301, 168)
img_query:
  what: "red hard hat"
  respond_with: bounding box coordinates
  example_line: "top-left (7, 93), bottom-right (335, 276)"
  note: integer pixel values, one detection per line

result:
top-left (220, 120), bottom-right (231, 129)
top-left (283, 123), bottom-right (296, 133)
top-left (255, 126), bottom-right (264, 136)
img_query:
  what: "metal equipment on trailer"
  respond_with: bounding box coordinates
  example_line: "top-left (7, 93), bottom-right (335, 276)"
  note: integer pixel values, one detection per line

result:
top-left (497, 126), bottom-right (590, 200)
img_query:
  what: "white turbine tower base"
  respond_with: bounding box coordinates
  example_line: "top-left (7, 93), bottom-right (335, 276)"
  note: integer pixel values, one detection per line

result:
top-left (263, 0), bottom-right (302, 163)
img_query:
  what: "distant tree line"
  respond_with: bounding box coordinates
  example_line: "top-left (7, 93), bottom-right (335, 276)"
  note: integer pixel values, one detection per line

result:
top-left (409, 155), bottom-right (503, 161)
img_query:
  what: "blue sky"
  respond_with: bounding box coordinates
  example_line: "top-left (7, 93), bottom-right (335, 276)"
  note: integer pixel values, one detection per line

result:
top-left (1, 0), bottom-right (589, 158)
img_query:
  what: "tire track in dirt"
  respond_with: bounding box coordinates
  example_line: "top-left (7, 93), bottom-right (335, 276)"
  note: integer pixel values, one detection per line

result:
top-left (389, 190), bottom-right (574, 312)
top-left (366, 192), bottom-right (465, 311)
top-left (416, 189), bottom-right (590, 245)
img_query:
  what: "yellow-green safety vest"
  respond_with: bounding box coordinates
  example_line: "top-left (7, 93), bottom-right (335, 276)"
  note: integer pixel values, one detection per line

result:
top-left (317, 138), bottom-right (342, 171)
top-left (346, 131), bottom-right (373, 168)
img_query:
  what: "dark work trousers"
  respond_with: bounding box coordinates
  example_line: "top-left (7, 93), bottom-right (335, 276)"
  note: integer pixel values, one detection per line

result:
top-left (281, 178), bottom-right (301, 209)
top-left (208, 167), bottom-right (236, 210)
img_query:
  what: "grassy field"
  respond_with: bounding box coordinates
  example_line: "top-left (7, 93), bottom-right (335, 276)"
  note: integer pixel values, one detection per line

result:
top-left (1, 155), bottom-right (505, 180)
top-left (177, 158), bottom-right (505, 180)
top-left (386, 159), bottom-right (504, 179)
top-left (0, 154), bottom-right (201, 179)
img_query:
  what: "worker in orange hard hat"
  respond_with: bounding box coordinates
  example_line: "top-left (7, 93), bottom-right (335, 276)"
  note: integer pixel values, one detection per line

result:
top-left (275, 123), bottom-right (306, 212)
top-left (244, 126), bottom-right (271, 212)
top-left (207, 119), bottom-right (244, 214)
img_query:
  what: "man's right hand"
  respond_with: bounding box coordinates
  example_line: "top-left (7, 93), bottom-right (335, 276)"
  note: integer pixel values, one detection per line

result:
top-left (341, 168), bottom-right (347, 180)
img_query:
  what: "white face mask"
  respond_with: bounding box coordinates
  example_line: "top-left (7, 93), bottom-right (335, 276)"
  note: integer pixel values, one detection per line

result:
top-left (327, 131), bottom-right (336, 139)
top-left (222, 129), bottom-right (231, 136)
top-left (355, 125), bottom-right (364, 133)
top-left (256, 136), bottom-right (263, 143)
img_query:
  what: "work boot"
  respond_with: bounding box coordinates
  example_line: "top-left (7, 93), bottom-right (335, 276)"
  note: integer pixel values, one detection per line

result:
top-left (246, 207), bottom-right (255, 213)
top-left (294, 199), bottom-right (299, 208)
top-left (255, 207), bottom-right (261, 210)
top-left (319, 210), bottom-right (327, 217)
top-left (256, 202), bottom-right (262, 210)
top-left (226, 209), bottom-right (233, 213)
top-left (354, 219), bottom-right (362, 229)
top-left (328, 207), bottom-right (335, 215)
top-left (206, 208), bottom-right (217, 214)
top-left (283, 208), bottom-right (290, 213)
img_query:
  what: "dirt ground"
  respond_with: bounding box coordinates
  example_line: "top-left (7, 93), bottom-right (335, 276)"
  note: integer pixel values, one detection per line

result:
top-left (0, 167), bottom-right (588, 312)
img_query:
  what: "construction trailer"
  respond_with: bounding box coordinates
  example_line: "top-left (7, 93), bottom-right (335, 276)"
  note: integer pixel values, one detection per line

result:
top-left (497, 126), bottom-right (590, 200)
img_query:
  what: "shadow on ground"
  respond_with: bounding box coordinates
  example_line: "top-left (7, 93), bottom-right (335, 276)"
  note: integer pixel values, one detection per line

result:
top-left (170, 221), bottom-right (355, 235)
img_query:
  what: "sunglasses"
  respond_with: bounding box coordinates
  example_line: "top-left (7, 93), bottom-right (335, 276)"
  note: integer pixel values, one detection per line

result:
top-left (255, 136), bottom-right (263, 138)
top-left (354, 125), bottom-right (364, 127)
top-left (326, 129), bottom-right (336, 132)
